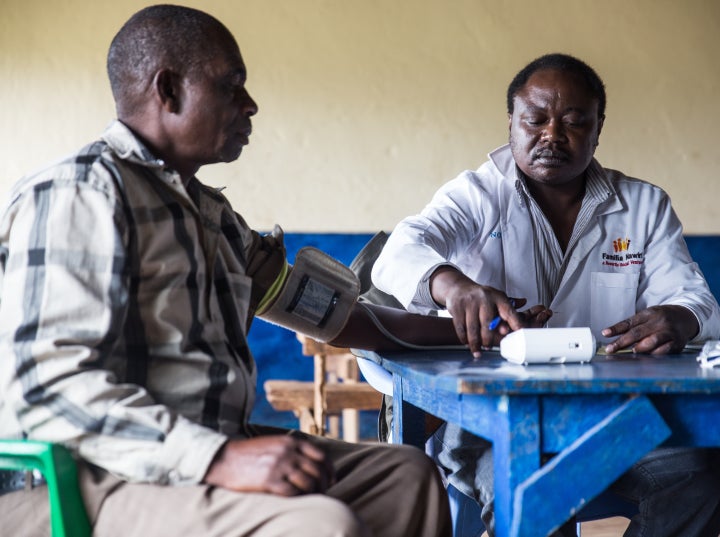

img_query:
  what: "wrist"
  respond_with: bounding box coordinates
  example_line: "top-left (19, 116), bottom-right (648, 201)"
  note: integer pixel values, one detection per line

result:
top-left (429, 265), bottom-right (465, 306)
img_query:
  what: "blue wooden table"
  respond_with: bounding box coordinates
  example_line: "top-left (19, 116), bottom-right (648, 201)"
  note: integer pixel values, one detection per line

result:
top-left (374, 348), bottom-right (720, 537)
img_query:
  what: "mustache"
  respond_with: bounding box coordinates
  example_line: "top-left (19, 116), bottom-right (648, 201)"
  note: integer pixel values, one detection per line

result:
top-left (532, 147), bottom-right (569, 161)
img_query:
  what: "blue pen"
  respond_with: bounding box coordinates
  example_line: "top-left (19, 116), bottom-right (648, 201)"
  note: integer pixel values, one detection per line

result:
top-left (489, 299), bottom-right (516, 330)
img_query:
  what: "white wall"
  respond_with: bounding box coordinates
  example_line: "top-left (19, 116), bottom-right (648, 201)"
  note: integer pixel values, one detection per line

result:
top-left (2, 0), bottom-right (719, 232)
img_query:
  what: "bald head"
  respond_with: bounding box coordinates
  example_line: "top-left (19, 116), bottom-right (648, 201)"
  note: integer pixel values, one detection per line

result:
top-left (107, 4), bottom-right (237, 117)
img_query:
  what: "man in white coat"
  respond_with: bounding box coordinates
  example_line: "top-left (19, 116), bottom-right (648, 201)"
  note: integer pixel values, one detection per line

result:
top-left (372, 53), bottom-right (720, 536)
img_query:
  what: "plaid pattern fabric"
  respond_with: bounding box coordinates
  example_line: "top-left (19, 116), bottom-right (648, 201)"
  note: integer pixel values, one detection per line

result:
top-left (0, 120), bottom-right (286, 485)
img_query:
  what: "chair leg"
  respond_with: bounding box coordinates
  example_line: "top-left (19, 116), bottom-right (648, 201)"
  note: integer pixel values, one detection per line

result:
top-left (296, 408), bottom-right (317, 434)
top-left (0, 440), bottom-right (91, 537)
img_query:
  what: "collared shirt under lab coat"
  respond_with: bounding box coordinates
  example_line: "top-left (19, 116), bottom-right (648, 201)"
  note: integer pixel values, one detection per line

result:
top-left (372, 144), bottom-right (720, 343)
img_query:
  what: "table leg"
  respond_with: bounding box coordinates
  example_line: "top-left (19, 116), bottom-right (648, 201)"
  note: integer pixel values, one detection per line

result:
top-left (392, 374), bottom-right (426, 448)
top-left (492, 395), bottom-right (541, 537)
top-left (511, 395), bottom-right (670, 537)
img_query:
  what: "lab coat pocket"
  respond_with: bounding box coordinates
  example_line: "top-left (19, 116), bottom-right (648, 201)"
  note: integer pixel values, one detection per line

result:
top-left (591, 272), bottom-right (639, 343)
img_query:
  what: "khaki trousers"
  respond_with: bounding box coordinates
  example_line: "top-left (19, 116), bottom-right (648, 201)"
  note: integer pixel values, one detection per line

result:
top-left (0, 431), bottom-right (451, 537)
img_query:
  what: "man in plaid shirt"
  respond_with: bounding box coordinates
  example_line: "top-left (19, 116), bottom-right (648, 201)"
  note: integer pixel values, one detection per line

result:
top-left (0, 5), bottom-right (464, 536)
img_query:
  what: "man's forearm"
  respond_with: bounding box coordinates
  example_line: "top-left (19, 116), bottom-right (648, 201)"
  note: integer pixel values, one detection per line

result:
top-left (329, 302), bottom-right (460, 351)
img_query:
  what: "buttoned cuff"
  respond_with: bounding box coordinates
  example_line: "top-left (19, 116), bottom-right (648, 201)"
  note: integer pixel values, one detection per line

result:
top-left (161, 417), bottom-right (229, 486)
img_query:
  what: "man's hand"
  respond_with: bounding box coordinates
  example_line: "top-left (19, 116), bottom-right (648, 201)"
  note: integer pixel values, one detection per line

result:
top-left (430, 266), bottom-right (551, 356)
top-left (203, 435), bottom-right (335, 496)
top-left (519, 304), bottom-right (555, 327)
top-left (602, 305), bottom-right (699, 355)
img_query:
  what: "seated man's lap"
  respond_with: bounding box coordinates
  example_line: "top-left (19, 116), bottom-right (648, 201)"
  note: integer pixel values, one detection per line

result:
top-left (0, 484), bottom-right (51, 537)
top-left (88, 466), bottom-right (369, 537)
top-left (0, 435), bottom-right (442, 537)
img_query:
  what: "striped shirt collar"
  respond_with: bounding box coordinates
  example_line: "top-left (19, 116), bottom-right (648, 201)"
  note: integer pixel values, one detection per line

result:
top-left (513, 157), bottom-right (615, 207)
top-left (513, 158), bottom-right (615, 305)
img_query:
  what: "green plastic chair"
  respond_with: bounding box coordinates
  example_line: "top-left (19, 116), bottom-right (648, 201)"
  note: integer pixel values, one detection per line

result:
top-left (0, 440), bottom-right (91, 537)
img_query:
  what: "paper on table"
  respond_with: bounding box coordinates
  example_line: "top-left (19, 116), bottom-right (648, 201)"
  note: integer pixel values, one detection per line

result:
top-left (596, 346), bottom-right (633, 356)
top-left (696, 340), bottom-right (720, 369)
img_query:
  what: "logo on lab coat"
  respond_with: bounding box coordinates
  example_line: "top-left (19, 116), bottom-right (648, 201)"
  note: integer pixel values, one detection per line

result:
top-left (602, 237), bottom-right (644, 267)
top-left (613, 237), bottom-right (631, 252)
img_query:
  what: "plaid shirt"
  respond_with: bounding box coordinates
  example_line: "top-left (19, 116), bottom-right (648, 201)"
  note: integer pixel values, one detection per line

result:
top-left (0, 120), bottom-right (287, 485)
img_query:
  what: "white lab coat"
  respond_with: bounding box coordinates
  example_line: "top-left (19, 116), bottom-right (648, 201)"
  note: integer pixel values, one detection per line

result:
top-left (372, 144), bottom-right (720, 343)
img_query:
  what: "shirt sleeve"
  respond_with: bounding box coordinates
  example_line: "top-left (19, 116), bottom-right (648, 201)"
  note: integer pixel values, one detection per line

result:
top-left (237, 223), bottom-right (289, 322)
top-left (372, 171), bottom-right (485, 313)
top-left (637, 191), bottom-right (720, 341)
top-left (0, 178), bottom-right (227, 486)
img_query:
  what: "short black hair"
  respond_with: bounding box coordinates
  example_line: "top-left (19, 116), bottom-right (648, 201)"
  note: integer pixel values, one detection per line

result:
top-left (506, 53), bottom-right (606, 118)
top-left (107, 4), bottom-right (234, 116)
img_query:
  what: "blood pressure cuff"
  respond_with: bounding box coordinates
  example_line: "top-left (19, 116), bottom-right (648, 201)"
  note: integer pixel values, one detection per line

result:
top-left (256, 246), bottom-right (360, 342)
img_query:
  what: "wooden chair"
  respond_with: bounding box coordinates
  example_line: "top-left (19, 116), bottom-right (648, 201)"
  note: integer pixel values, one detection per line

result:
top-left (264, 334), bottom-right (381, 442)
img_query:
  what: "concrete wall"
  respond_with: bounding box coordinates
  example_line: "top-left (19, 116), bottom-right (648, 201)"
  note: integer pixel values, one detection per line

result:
top-left (2, 0), bottom-right (719, 233)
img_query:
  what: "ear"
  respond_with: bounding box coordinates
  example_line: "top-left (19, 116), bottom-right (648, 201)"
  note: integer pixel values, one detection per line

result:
top-left (153, 69), bottom-right (182, 114)
top-left (595, 114), bottom-right (605, 146)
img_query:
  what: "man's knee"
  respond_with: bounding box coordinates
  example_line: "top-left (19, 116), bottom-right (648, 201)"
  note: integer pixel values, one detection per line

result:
top-left (627, 448), bottom-right (716, 494)
top-left (389, 444), bottom-right (444, 484)
top-left (283, 496), bottom-right (370, 537)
